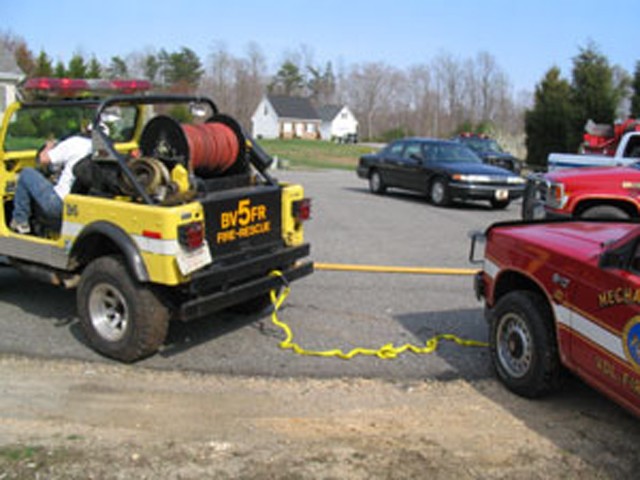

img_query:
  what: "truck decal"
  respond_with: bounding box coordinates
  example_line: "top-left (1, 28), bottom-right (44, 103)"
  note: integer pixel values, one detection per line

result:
top-left (216, 198), bottom-right (272, 245)
top-left (598, 287), bottom-right (640, 308)
top-left (554, 302), bottom-right (625, 362)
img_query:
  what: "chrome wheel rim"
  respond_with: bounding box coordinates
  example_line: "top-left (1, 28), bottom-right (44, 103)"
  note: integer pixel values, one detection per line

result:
top-left (432, 182), bottom-right (445, 204)
top-left (496, 313), bottom-right (533, 378)
top-left (370, 172), bottom-right (381, 192)
top-left (89, 283), bottom-right (129, 342)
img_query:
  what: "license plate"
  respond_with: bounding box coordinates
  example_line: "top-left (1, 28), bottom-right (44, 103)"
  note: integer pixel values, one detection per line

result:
top-left (176, 242), bottom-right (212, 276)
top-left (495, 189), bottom-right (508, 200)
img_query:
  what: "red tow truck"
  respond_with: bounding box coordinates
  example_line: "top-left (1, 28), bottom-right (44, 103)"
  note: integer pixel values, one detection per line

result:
top-left (471, 219), bottom-right (640, 417)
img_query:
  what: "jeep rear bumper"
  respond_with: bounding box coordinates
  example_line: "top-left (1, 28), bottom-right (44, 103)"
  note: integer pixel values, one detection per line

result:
top-left (177, 243), bottom-right (312, 321)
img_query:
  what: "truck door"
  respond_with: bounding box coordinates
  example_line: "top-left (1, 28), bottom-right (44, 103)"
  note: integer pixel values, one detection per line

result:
top-left (565, 238), bottom-right (640, 409)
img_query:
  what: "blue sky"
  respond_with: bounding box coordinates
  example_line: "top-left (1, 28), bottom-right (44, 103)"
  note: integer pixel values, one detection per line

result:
top-left (2, 0), bottom-right (637, 93)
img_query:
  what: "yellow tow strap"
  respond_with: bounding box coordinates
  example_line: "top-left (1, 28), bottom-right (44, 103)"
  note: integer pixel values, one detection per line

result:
top-left (268, 271), bottom-right (488, 359)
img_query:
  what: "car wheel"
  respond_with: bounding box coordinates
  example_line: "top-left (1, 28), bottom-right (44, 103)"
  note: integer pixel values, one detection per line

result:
top-left (430, 177), bottom-right (451, 206)
top-left (490, 199), bottom-right (510, 210)
top-left (77, 256), bottom-right (170, 362)
top-left (369, 170), bottom-right (386, 194)
top-left (489, 291), bottom-right (564, 398)
top-left (579, 205), bottom-right (630, 219)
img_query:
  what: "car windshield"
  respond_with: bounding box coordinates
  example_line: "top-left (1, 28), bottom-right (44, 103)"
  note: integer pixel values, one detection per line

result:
top-left (463, 137), bottom-right (504, 153)
top-left (3, 103), bottom-right (138, 152)
top-left (426, 143), bottom-right (483, 163)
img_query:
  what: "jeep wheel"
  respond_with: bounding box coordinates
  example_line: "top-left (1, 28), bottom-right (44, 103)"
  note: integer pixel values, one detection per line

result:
top-left (580, 205), bottom-right (630, 219)
top-left (489, 291), bottom-right (564, 398)
top-left (369, 170), bottom-right (386, 194)
top-left (77, 256), bottom-right (169, 362)
top-left (430, 177), bottom-right (451, 206)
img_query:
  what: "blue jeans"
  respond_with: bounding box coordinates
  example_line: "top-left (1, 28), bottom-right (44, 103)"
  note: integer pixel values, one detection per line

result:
top-left (12, 168), bottom-right (63, 224)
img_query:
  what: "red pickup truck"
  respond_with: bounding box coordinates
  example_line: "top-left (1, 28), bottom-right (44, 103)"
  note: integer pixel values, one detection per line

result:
top-left (522, 163), bottom-right (640, 220)
top-left (471, 219), bottom-right (640, 417)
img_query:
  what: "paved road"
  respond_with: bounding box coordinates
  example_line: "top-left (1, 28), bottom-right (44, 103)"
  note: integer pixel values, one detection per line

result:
top-left (0, 169), bottom-right (520, 379)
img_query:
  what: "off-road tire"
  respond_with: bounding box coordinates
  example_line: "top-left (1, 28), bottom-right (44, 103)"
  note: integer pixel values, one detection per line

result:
top-left (77, 256), bottom-right (170, 362)
top-left (489, 290), bottom-right (565, 398)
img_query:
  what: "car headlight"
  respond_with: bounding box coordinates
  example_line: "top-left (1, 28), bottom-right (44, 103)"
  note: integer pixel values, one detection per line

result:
top-left (546, 182), bottom-right (566, 209)
top-left (507, 176), bottom-right (526, 184)
top-left (453, 174), bottom-right (492, 182)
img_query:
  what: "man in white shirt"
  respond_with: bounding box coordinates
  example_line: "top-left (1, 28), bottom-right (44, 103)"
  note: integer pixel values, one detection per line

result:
top-left (10, 135), bottom-right (92, 234)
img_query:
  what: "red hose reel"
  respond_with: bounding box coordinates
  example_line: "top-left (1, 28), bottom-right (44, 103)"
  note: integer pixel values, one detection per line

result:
top-left (139, 114), bottom-right (247, 178)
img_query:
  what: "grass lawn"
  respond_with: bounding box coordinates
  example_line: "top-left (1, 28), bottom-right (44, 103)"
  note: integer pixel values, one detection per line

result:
top-left (257, 138), bottom-right (378, 170)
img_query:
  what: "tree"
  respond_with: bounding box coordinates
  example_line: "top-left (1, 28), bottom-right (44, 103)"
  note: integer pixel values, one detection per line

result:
top-left (269, 61), bottom-right (305, 96)
top-left (525, 67), bottom-right (574, 168)
top-left (87, 57), bottom-right (102, 78)
top-left (108, 56), bottom-right (128, 79)
top-left (33, 51), bottom-right (53, 77)
top-left (163, 47), bottom-right (203, 92)
top-left (54, 61), bottom-right (66, 78)
top-left (570, 42), bottom-right (625, 149)
top-left (631, 61), bottom-right (640, 118)
top-left (67, 54), bottom-right (87, 78)
top-left (143, 53), bottom-right (160, 83)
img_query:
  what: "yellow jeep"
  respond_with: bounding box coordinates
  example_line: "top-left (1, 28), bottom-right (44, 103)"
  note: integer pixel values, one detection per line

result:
top-left (0, 79), bottom-right (312, 361)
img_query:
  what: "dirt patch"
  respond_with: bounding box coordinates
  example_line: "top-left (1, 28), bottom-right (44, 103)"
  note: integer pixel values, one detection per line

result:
top-left (1, 355), bottom-right (639, 479)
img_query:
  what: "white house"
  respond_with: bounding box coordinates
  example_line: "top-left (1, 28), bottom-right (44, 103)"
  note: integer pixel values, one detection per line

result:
top-left (317, 104), bottom-right (359, 141)
top-left (0, 45), bottom-right (24, 117)
top-left (251, 95), bottom-right (321, 140)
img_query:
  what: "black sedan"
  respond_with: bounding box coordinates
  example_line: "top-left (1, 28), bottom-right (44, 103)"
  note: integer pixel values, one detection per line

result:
top-left (356, 138), bottom-right (525, 209)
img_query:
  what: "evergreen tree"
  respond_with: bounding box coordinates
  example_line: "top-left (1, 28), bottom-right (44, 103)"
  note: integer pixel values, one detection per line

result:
top-left (108, 56), bottom-right (128, 79)
top-left (269, 61), bottom-right (304, 96)
top-left (33, 51), bottom-right (53, 77)
top-left (570, 42), bottom-right (623, 149)
top-left (143, 54), bottom-right (160, 83)
top-left (631, 61), bottom-right (640, 118)
top-left (67, 54), bottom-right (87, 78)
top-left (87, 56), bottom-right (102, 78)
top-left (54, 61), bottom-right (66, 78)
top-left (163, 47), bottom-right (203, 92)
top-left (525, 67), bottom-right (574, 168)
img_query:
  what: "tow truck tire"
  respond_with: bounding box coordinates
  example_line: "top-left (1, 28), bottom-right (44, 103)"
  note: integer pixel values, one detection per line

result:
top-left (489, 290), bottom-right (564, 398)
top-left (430, 177), bottom-right (451, 206)
top-left (77, 256), bottom-right (169, 363)
top-left (579, 205), bottom-right (630, 219)
top-left (369, 170), bottom-right (386, 195)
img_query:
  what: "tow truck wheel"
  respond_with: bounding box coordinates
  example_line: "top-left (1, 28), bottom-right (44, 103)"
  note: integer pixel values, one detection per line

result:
top-left (369, 170), bottom-right (386, 194)
top-left (77, 256), bottom-right (169, 362)
top-left (489, 290), bottom-right (564, 398)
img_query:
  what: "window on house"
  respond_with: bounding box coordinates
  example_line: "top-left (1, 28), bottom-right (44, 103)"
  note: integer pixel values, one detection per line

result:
top-left (341, 112), bottom-right (348, 119)
top-left (306, 123), bottom-right (315, 133)
top-left (264, 105), bottom-right (268, 115)
top-left (283, 122), bottom-right (292, 133)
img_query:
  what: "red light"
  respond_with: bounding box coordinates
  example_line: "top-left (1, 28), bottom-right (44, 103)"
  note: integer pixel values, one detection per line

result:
top-left (22, 77), bottom-right (151, 97)
top-left (178, 222), bottom-right (205, 250)
top-left (293, 198), bottom-right (311, 222)
top-left (142, 230), bottom-right (162, 239)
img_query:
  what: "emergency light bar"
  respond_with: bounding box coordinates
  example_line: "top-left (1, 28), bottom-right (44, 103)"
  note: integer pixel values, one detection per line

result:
top-left (22, 77), bottom-right (152, 97)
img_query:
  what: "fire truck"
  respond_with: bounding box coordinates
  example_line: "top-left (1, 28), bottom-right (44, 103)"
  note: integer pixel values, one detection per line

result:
top-left (0, 78), bottom-right (313, 362)
top-left (471, 219), bottom-right (640, 417)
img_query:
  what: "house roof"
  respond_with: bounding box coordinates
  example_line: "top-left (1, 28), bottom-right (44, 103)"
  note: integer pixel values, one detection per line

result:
top-left (316, 104), bottom-right (343, 122)
top-left (0, 45), bottom-right (23, 81)
top-left (267, 95), bottom-right (320, 121)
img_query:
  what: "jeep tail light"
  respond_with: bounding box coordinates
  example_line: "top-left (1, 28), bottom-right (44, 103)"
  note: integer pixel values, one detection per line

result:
top-left (292, 198), bottom-right (311, 222)
top-left (178, 221), bottom-right (205, 250)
